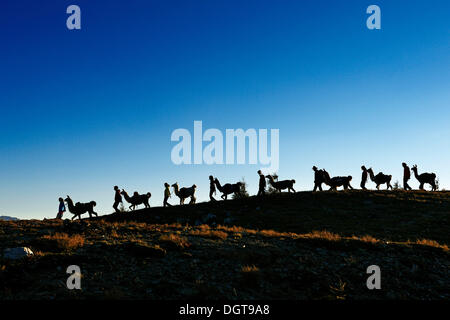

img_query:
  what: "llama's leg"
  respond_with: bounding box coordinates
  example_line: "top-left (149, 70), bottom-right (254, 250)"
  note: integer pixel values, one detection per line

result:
top-left (419, 183), bottom-right (424, 190)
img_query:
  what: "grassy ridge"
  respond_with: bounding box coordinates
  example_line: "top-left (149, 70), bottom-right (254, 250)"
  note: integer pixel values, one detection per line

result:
top-left (98, 190), bottom-right (450, 243)
top-left (0, 190), bottom-right (449, 300)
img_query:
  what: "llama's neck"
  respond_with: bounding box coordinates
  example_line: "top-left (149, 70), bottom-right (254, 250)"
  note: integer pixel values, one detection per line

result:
top-left (214, 180), bottom-right (223, 192)
top-left (122, 192), bottom-right (132, 202)
top-left (412, 169), bottom-right (420, 180)
top-left (368, 170), bottom-right (375, 181)
top-left (66, 199), bottom-right (75, 212)
top-left (172, 185), bottom-right (180, 196)
top-left (267, 177), bottom-right (276, 187)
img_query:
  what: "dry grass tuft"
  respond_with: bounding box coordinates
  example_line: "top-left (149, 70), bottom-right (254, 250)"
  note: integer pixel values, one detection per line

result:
top-left (304, 230), bottom-right (341, 241)
top-left (259, 229), bottom-right (284, 237)
top-left (415, 239), bottom-right (449, 251)
top-left (42, 233), bottom-right (85, 251)
top-left (241, 264), bottom-right (260, 273)
top-left (358, 235), bottom-right (380, 244)
top-left (159, 233), bottom-right (191, 249)
top-left (189, 229), bottom-right (228, 240)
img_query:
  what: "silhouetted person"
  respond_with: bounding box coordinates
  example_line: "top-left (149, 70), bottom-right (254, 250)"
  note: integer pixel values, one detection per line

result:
top-left (113, 186), bottom-right (122, 213)
top-left (402, 162), bottom-right (412, 190)
top-left (257, 170), bottom-right (266, 197)
top-left (361, 166), bottom-right (368, 190)
top-left (56, 197), bottom-right (66, 219)
top-left (313, 166), bottom-right (323, 191)
top-left (209, 175), bottom-right (216, 201)
top-left (163, 182), bottom-right (172, 207)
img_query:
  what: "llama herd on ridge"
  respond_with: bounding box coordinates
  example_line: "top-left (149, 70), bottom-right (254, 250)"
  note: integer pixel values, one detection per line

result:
top-left (63, 163), bottom-right (438, 220)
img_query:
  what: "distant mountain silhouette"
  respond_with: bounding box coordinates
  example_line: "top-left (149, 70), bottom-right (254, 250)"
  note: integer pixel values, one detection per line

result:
top-left (0, 216), bottom-right (19, 221)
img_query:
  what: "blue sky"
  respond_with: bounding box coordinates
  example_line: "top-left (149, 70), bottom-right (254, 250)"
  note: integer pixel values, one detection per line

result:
top-left (0, 0), bottom-right (449, 219)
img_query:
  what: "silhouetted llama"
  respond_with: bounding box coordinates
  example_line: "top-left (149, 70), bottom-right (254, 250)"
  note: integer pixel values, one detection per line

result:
top-left (367, 168), bottom-right (393, 190)
top-left (411, 165), bottom-right (437, 191)
top-left (121, 190), bottom-right (151, 210)
top-left (321, 170), bottom-right (354, 190)
top-left (265, 175), bottom-right (296, 193)
top-left (172, 183), bottom-right (196, 204)
top-left (214, 178), bottom-right (242, 200)
top-left (65, 195), bottom-right (98, 220)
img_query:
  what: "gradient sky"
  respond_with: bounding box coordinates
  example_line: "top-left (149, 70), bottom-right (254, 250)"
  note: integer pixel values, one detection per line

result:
top-left (0, 0), bottom-right (449, 219)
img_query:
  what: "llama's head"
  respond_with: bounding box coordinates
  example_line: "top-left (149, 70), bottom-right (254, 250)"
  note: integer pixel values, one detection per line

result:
top-left (312, 166), bottom-right (318, 171)
top-left (90, 201), bottom-right (97, 207)
top-left (146, 192), bottom-right (151, 198)
top-left (171, 183), bottom-right (178, 188)
top-left (236, 182), bottom-right (243, 187)
top-left (192, 184), bottom-right (197, 189)
top-left (64, 195), bottom-right (71, 202)
top-left (412, 165), bottom-right (418, 171)
top-left (348, 176), bottom-right (353, 181)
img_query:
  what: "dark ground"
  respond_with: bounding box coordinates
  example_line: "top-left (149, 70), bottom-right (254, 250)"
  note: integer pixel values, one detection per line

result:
top-left (0, 190), bottom-right (449, 300)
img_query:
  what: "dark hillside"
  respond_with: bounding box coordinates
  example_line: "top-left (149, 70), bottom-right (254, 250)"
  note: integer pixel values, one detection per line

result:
top-left (97, 190), bottom-right (450, 244)
top-left (0, 190), bottom-right (448, 300)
